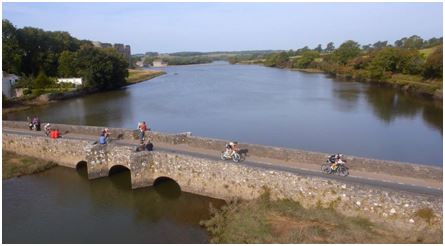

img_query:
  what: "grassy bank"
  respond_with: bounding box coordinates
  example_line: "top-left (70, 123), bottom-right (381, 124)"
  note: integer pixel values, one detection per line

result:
top-left (200, 192), bottom-right (441, 243)
top-left (333, 70), bottom-right (443, 99)
top-left (292, 68), bottom-right (324, 73)
top-left (127, 69), bottom-right (166, 84)
top-left (2, 69), bottom-right (165, 114)
top-left (3, 151), bottom-right (57, 179)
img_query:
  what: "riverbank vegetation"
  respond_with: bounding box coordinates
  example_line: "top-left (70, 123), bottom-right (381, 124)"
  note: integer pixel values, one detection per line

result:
top-left (2, 19), bottom-right (168, 111)
top-left (127, 69), bottom-right (166, 84)
top-left (2, 19), bottom-right (129, 99)
top-left (2, 151), bottom-right (57, 179)
top-left (230, 36), bottom-right (443, 99)
top-left (136, 50), bottom-right (279, 67)
top-left (200, 191), bottom-right (441, 243)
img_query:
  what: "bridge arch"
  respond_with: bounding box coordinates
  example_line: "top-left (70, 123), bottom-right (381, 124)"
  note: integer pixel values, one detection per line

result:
top-left (109, 165), bottom-right (130, 175)
top-left (109, 165), bottom-right (132, 189)
top-left (76, 161), bottom-right (87, 170)
top-left (76, 160), bottom-right (88, 178)
top-left (153, 176), bottom-right (182, 199)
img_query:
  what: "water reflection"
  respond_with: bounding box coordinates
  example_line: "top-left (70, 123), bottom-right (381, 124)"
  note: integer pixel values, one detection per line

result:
top-left (331, 80), bottom-right (362, 112)
top-left (79, 166), bottom-right (224, 226)
top-left (422, 106), bottom-right (443, 134)
top-left (4, 89), bottom-right (132, 127)
top-left (363, 86), bottom-right (442, 133)
top-left (3, 166), bottom-right (225, 243)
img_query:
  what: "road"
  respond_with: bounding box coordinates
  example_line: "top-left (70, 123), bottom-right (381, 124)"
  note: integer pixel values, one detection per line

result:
top-left (3, 127), bottom-right (442, 197)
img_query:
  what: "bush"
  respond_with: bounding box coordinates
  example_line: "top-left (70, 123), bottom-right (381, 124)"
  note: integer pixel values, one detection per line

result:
top-left (422, 45), bottom-right (443, 79)
top-left (23, 89), bottom-right (32, 95)
top-left (415, 207), bottom-right (435, 224)
top-left (293, 51), bottom-right (320, 69)
top-left (32, 89), bottom-right (45, 97)
top-left (33, 71), bottom-right (55, 89)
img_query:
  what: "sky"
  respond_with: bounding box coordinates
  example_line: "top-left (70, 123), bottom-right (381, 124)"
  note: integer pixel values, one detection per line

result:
top-left (2, 2), bottom-right (443, 54)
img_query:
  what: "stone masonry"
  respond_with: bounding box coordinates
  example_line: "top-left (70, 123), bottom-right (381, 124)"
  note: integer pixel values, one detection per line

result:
top-left (3, 120), bottom-right (442, 181)
top-left (2, 129), bottom-right (442, 233)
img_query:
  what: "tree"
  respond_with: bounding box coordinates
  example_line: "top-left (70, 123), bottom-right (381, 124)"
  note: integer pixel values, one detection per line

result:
top-left (422, 45), bottom-right (443, 78)
top-left (58, 51), bottom-right (78, 77)
top-left (325, 42), bottom-right (335, 53)
top-left (33, 71), bottom-right (54, 89)
top-left (362, 44), bottom-right (372, 52)
top-left (395, 35), bottom-right (424, 49)
top-left (295, 46), bottom-right (309, 55)
top-left (423, 37), bottom-right (443, 48)
top-left (314, 44), bottom-right (323, 53)
top-left (293, 50), bottom-right (319, 69)
top-left (74, 46), bottom-right (128, 90)
top-left (264, 52), bottom-right (289, 68)
top-left (2, 19), bottom-right (22, 74)
top-left (372, 41), bottom-right (388, 50)
top-left (369, 47), bottom-right (423, 75)
top-left (333, 40), bottom-right (361, 65)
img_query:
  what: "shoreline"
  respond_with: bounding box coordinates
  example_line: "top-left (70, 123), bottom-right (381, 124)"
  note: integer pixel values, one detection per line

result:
top-left (2, 69), bottom-right (166, 115)
top-left (237, 62), bottom-right (442, 101)
top-left (127, 69), bottom-right (166, 84)
top-left (201, 191), bottom-right (442, 243)
top-left (2, 150), bottom-right (57, 179)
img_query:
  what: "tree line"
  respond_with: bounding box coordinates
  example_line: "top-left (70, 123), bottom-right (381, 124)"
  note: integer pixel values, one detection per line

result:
top-left (142, 55), bottom-right (212, 66)
top-left (2, 19), bottom-right (129, 91)
top-left (259, 35), bottom-right (442, 81)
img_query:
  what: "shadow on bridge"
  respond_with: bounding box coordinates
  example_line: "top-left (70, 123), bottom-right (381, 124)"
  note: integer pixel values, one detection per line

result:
top-left (109, 165), bottom-right (132, 190)
top-left (76, 161), bottom-right (88, 178)
top-left (153, 177), bottom-right (181, 199)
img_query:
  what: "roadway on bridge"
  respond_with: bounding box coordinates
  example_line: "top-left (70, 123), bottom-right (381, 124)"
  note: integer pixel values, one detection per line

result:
top-left (3, 127), bottom-right (442, 197)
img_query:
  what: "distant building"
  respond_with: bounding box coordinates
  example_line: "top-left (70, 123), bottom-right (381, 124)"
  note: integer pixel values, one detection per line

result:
top-left (101, 43), bottom-right (113, 48)
top-left (135, 60), bottom-right (144, 68)
top-left (124, 45), bottom-right (131, 64)
top-left (2, 72), bottom-right (20, 98)
top-left (92, 41), bottom-right (102, 48)
top-left (93, 41), bottom-right (131, 65)
top-left (152, 59), bottom-right (168, 67)
top-left (114, 43), bottom-right (125, 53)
top-left (57, 78), bottom-right (83, 86)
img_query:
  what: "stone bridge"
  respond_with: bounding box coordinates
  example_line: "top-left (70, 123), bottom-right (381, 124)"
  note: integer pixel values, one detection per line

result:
top-left (2, 121), bottom-right (443, 230)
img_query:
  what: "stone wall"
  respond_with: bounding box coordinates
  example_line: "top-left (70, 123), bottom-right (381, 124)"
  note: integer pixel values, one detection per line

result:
top-left (2, 131), bottom-right (442, 232)
top-left (2, 132), bottom-right (90, 168)
top-left (3, 120), bottom-right (442, 181)
top-left (148, 151), bottom-right (442, 230)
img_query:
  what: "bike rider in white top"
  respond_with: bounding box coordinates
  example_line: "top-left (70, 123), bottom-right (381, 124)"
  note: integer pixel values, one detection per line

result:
top-left (227, 141), bottom-right (238, 157)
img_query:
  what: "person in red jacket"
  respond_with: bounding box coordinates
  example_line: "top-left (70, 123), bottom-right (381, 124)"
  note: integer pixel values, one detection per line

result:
top-left (50, 128), bottom-right (60, 139)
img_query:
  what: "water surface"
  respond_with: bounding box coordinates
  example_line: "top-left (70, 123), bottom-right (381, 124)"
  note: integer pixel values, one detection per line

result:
top-left (5, 62), bottom-right (442, 165)
top-left (3, 166), bottom-right (225, 243)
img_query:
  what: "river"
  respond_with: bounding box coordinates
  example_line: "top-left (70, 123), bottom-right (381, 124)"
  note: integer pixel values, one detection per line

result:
top-left (3, 166), bottom-right (225, 243)
top-left (4, 61), bottom-right (442, 165)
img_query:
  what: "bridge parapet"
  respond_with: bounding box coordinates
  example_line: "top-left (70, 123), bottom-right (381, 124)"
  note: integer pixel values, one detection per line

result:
top-left (3, 120), bottom-right (441, 181)
top-left (2, 130), bottom-right (443, 230)
top-left (3, 132), bottom-right (90, 168)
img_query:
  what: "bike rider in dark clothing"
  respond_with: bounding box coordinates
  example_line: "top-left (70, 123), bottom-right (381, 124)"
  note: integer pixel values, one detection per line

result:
top-left (329, 153), bottom-right (344, 173)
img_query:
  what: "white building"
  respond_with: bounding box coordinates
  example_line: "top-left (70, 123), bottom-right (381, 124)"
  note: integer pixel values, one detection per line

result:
top-left (57, 78), bottom-right (83, 86)
top-left (136, 60), bottom-right (144, 68)
top-left (152, 59), bottom-right (168, 67)
top-left (2, 72), bottom-right (20, 98)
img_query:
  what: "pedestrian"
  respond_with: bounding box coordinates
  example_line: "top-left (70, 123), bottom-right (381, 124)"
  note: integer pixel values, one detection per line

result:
top-left (137, 121), bottom-right (149, 142)
top-left (50, 128), bottom-right (60, 139)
